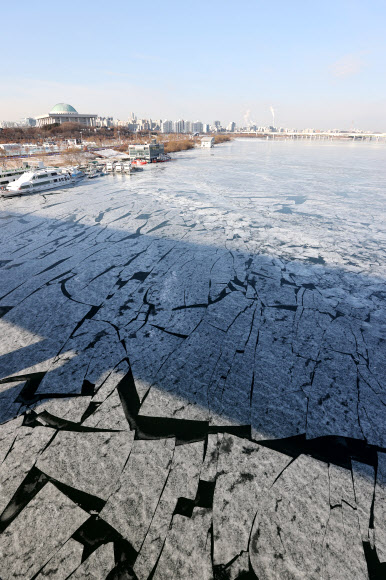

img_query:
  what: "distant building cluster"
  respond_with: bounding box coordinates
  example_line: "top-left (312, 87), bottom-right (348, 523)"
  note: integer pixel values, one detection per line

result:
top-left (0, 103), bottom-right (380, 136)
top-left (0, 105), bottom-right (237, 135)
top-left (120, 114), bottom-right (231, 135)
top-left (0, 117), bottom-right (37, 129)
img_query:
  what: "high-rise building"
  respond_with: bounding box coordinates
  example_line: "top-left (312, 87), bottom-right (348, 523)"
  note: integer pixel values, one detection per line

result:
top-left (202, 124), bottom-right (210, 133)
top-left (192, 121), bottom-right (203, 133)
top-left (174, 119), bottom-right (185, 133)
top-left (96, 116), bottom-right (114, 128)
top-left (213, 120), bottom-right (221, 130)
top-left (226, 121), bottom-right (236, 132)
top-left (161, 120), bottom-right (174, 133)
top-left (136, 119), bottom-right (151, 131)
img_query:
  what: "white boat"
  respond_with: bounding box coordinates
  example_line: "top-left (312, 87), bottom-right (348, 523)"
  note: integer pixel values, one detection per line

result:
top-left (114, 162), bottom-right (124, 172)
top-left (106, 161), bottom-right (116, 172)
top-left (123, 162), bottom-right (132, 174)
top-left (0, 167), bottom-right (27, 189)
top-left (4, 168), bottom-right (73, 195)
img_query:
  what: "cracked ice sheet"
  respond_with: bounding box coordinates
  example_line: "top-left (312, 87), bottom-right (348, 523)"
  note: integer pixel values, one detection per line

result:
top-left (0, 140), bottom-right (384, 577)
top-left (0, 482), bottom-right (88, 580)
top-left (35, 318), bottom-right (126, 396)
top-left (0, 287), bottom-right (90, 381)
top-left (1, 175), bottom-right (385, 442)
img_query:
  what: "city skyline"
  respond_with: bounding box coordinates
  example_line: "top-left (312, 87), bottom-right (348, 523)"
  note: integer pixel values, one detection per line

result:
top-left (2, 1), bottom-right (386, 130)
top-left (4, 106), bottom-right (384, 134)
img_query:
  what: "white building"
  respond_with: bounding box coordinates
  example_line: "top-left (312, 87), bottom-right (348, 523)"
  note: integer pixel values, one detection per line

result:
top-left (20, 117), bottom-right (36, 127)
top-left (174, 119), bottom-right (185, 133)
top-left (96, 116), bottom-right (114, 128)
top-left (161, 120), bottom-right (174, 133)
top-left (227, 121), bottom-right (236, 132)
top-left (35, 103), bottom-right (97, 127)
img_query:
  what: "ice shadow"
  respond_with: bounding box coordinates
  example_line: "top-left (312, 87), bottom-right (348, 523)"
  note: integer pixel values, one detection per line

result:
top-left (0, 208), bottom-right (385, 464)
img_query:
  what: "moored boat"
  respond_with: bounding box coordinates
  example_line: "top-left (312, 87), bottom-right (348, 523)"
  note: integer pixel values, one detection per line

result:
top-left (131, 159), bottom-right (148, 167)
top-left (0, 166), bottom-right (27, 189)
top-left (4, 168), bottom-right (73, 195)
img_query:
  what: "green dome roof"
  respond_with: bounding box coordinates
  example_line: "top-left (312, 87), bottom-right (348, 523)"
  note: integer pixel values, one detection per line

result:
top-left (50, 103), bottom-right (78, 114)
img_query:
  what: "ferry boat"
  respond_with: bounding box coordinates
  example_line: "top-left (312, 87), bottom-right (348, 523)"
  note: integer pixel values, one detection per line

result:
top-left (4, 168), bottom-right (73, 195)
top-left (0, 165), bottom-right (34, 189)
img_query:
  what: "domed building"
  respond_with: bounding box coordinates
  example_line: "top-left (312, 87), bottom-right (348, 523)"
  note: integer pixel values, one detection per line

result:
top-left (35, 103), bottom-right (97, 128)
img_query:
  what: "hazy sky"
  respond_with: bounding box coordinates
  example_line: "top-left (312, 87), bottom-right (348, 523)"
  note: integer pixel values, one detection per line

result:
top-left (2, 0), bottom-right (386, 130)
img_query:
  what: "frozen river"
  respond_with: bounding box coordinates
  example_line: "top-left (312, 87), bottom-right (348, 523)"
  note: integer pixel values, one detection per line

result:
top-left (0, 138), bottom-right (385, 578)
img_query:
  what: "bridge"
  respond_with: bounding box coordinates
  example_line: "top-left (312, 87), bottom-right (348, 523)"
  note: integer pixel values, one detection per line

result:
top-left (237, 131), bottom-right (386, 141)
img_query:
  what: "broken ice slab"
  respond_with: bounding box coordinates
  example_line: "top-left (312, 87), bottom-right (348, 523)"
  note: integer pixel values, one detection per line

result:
top-left (100, 438), bottom-right (175, 550)
top-left (35, 538), bottom-right (83, 580)
top-left (32, 396), bottom-right (92, 423)
top-left (249, 454), bottom-right (368, 579)
top-left (134, 441), bottom-right (204, 579)
top-left (322, 501), bottom-right (368, 580)
top-left (37, 430), bottom-right (134, 500)
top-left (82, 388), bottom-right (130, 430)
top-left (152, 507), bottom-right (213, 580)
top-left (67, 542), bottom-right (115, 579)
top-left (374, 452), bottom-right (386, 563)
top-left (213, 434), bottom-right (290, 567)
top-left (0, 482), bottom-right (88, 580)
top-left (351, 460), bottom-right (375, 543)
top-left (0, 380), bottom-right (25, 424)
top-left (200, 434), bottom-right (220, 482)
top-left (0, 416), bottom-right (23, 464)
top-left (0, 426), bottom-right (54, 516)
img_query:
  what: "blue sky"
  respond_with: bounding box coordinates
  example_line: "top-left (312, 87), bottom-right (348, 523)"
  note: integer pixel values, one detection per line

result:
top-left (2, 0), bottom-right (386, 129)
